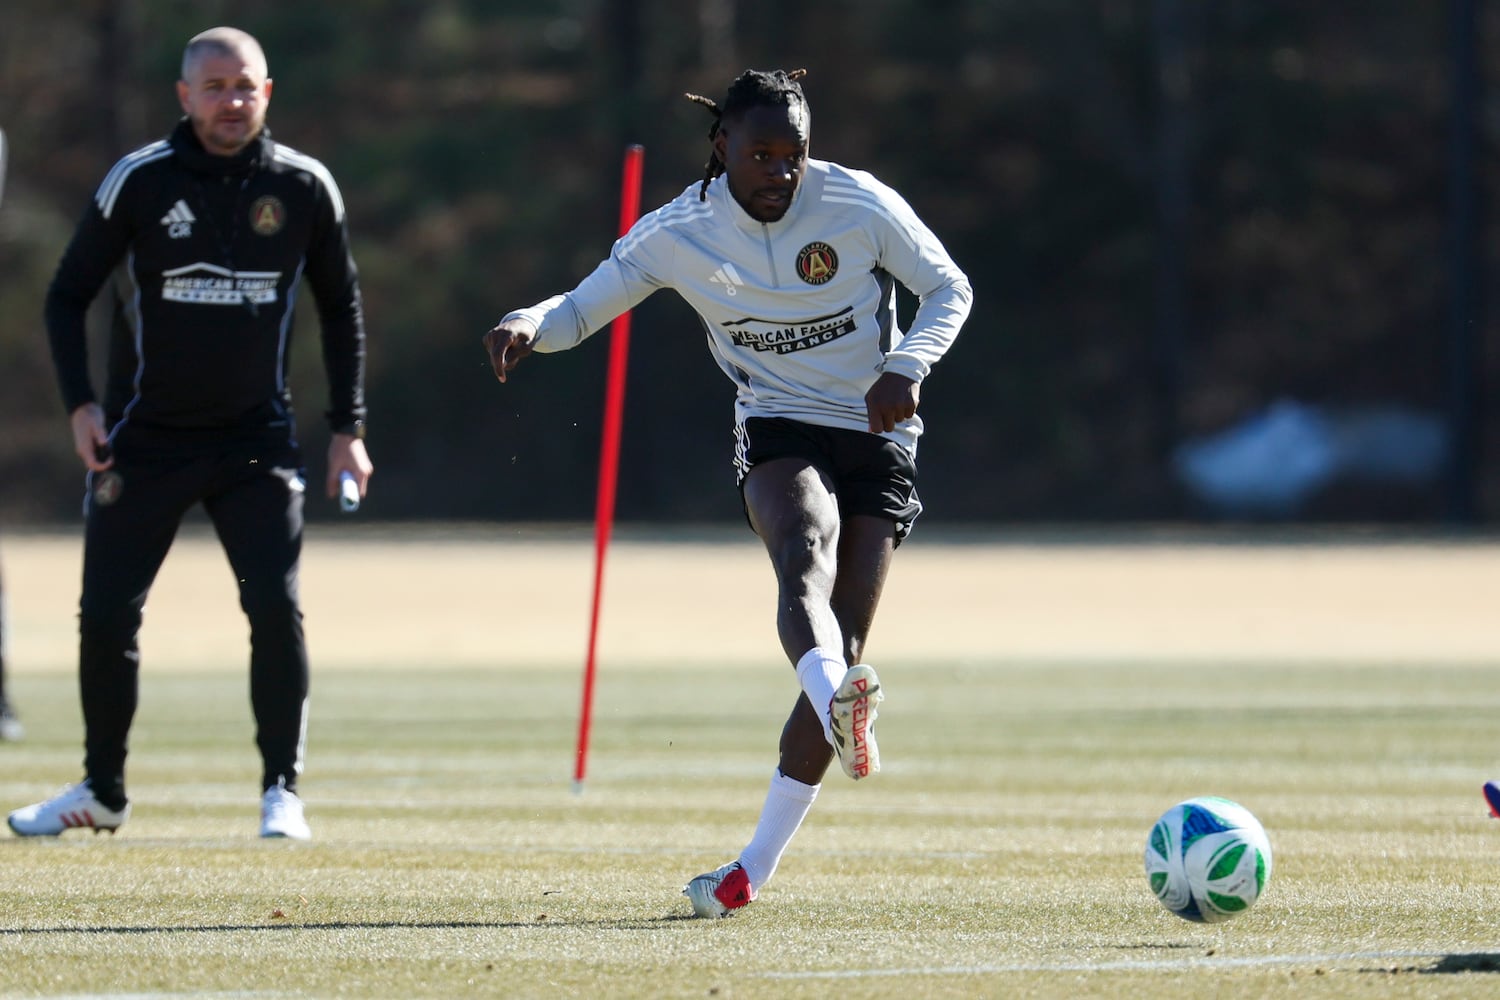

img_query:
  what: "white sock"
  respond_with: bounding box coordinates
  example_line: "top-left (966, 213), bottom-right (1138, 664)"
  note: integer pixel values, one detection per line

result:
top-left (795, 646), bottom-right (846, 744)
top-left (737, 770), bottom-right (820, 891)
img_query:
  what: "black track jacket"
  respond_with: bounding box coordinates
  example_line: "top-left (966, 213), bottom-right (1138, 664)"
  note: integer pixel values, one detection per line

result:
top-left (45, 119), bottom-right (366, 438)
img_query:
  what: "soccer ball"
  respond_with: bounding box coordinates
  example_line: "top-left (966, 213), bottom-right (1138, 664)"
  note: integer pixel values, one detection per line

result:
top-left (1144, 796), bottom-right (1272, 923)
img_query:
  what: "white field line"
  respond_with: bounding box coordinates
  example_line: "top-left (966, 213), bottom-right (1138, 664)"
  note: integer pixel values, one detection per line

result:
top-left (46, 995), bottom-right (286, 999)
top-left (760, 950), bottom-right (1447, 978)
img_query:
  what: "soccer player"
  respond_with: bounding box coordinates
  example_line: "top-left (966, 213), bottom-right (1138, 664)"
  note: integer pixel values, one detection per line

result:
top-left (9, 26), bottom-right (372, 839)
top-left (482, 68), bottom-right (972, 916)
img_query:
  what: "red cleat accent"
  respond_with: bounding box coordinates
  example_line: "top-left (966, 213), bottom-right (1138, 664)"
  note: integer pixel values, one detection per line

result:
top-left (684, 861), bottom-right (756, 918)
top-left (713, 864), bottom-right (754, 910)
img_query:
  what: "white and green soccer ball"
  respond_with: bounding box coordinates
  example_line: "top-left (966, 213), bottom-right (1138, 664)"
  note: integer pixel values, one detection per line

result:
top-left (1144, 796), bottom-right (1272, 923)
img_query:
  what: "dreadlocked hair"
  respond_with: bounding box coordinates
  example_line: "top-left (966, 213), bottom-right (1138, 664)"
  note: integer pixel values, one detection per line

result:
top-left (684, 68), bottom-right (809, 201)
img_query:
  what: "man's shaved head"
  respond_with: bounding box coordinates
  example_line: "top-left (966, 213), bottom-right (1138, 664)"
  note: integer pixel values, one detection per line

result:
top-left (181, 26), bottom-right (268, 82)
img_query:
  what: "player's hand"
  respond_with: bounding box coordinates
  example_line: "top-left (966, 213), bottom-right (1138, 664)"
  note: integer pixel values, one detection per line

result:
top-left (326, 434), bottom-right (373, 500)
top-left (864, 372), bottom-right (919, 434)
top-left (483, 319), bottom-right (537, 383)
top-left (70, 403), bottom-right (113, 471)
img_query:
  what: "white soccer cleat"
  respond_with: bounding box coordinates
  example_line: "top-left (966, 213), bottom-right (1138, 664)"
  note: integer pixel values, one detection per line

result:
top-left (259, 779), bottom-right (311, 840)
top-left (683, 861), bottom-right (755, 918)
top-left (830, 663), bottom-right (883, 780)
top-left (7, 781), bottom-right (129, 836)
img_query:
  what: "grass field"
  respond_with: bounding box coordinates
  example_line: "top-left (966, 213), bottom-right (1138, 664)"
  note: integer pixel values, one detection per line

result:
top-left (2, 525), bottom-right (1500, 998)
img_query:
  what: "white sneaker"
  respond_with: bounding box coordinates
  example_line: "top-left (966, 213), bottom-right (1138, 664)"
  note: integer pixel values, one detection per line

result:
top-left (259, 779), bottom-right (311, 840)
top-left (829, 663), bottom-right (883, 780)
top-left (683, 861), bottom-right (755, 918)
top-left (8, 781), bottom-right (129, 836)
top-left (0, 705), bottom-right (22, 742)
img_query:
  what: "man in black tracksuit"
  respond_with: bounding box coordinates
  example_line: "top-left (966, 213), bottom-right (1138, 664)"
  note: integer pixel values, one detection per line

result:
top-left (9, 26), bottom-right (372, 840)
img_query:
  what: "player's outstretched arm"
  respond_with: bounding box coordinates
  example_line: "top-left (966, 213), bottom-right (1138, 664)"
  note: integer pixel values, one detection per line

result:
top-left (482, 318), bottom-right (538, 383)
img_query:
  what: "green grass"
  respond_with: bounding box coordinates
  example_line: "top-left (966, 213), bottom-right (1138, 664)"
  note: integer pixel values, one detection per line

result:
top-left (3, 659), bottom-right (1500, 998)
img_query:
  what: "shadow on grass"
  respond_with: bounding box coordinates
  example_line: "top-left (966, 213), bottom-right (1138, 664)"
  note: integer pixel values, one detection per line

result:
top-left (0, 916), bottom-right (698, 935)
top-left (1423, 954), bottom-right (1500, 974)
top-left (1360, 954), bottom-right (1500, 976)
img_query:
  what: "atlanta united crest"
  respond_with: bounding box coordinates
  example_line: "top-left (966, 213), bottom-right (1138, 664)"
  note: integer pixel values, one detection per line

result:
top-left (250, 195), bottom-right (285, 236)
top-left (92, 471), bottom-right (124, 507)
top-left (796, 242), bottom-right (838, 285)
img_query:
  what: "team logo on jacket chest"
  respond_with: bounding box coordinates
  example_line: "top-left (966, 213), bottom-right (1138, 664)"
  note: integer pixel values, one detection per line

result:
top-left (250, 195), bottom-right (285, 236)
top-left (796, 242), bottom-right (839, 285)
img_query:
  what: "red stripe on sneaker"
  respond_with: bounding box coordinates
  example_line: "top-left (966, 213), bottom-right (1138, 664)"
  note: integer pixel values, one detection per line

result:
top-left (849, 693), bottom-right (871, 776)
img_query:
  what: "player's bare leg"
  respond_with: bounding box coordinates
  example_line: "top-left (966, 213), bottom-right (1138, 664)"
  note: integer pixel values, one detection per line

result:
top-left (824, 515), bottom-right (894, 777)
top-left (686, 458), bottom-right (840, 916)
top-left (684, 488), bottom-right (899, 916)
top-left (743, 457), bottom-right (845, 669)
top-left (741, 463), bottom-right (896, 782)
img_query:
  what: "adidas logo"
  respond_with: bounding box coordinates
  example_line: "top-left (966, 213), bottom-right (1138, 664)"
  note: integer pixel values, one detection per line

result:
top-left (160, 199), bottom-right (195, 239)
top-left (709, 261), bottom-right (745, 296)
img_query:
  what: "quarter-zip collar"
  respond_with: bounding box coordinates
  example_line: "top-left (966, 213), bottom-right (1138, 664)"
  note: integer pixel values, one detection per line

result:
top-left (712, 168), bottom-right (809, 235)
top-left (170, 117), bottom-right (273, 177)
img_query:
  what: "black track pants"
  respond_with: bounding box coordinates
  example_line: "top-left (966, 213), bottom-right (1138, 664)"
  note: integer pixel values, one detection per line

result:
top-left (77, 437), bottom-right (309, 803)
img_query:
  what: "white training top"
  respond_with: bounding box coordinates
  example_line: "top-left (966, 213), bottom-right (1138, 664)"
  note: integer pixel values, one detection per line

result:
top-left (504, 158), bottom-right (973, 453)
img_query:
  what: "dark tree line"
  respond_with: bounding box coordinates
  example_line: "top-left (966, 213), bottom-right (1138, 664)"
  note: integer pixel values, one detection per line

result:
top-left (1, 0), bottom-right (1495, 524)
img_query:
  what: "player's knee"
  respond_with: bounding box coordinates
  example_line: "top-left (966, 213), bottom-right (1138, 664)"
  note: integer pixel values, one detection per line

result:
top-left (239, 586), bottom-right (302, 628)
top-left (768, 523), bottom-right (837, 579)
top-left (77, 603), bottom-right (142, 643)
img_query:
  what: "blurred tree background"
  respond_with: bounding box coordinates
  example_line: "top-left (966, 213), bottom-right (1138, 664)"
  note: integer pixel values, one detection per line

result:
top-left (0, 0), bottom-right (1495, 525)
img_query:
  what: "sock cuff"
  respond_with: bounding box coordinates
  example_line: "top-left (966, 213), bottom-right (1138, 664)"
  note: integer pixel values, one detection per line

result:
top-left (796, 644), bottom-right (842, 668)
top-left (771, 768), bottom-right (820, 803)
top-left (795, 647), bottom-right (845, 686)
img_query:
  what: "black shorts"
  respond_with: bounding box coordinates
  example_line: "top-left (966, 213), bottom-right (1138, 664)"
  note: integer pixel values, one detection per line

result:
top-left (733, 417), bottom-right (923, 544)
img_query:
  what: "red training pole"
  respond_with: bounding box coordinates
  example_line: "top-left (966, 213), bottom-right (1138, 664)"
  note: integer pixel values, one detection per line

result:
top-left (573, 143), bottom-right (645, 793)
